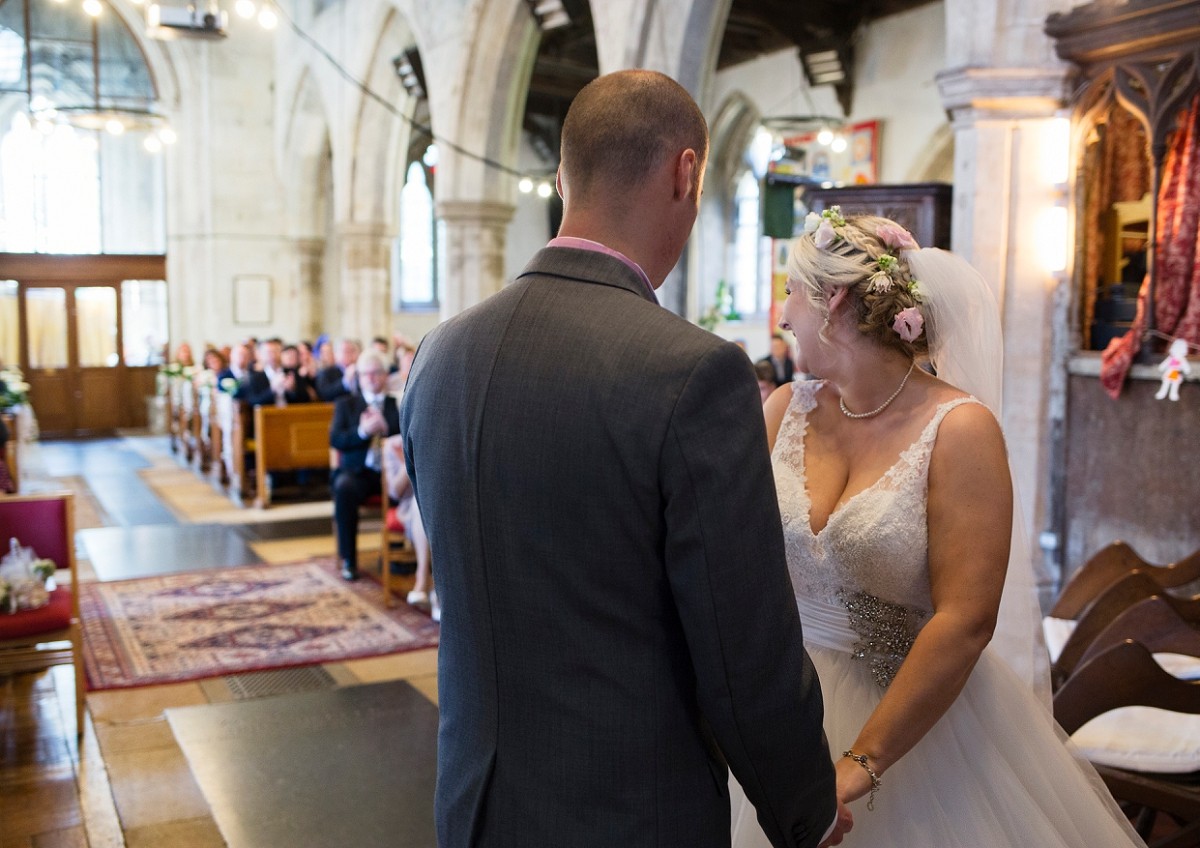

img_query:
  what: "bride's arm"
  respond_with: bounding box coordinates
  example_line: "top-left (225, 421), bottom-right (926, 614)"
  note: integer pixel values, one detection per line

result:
top-left (836, 401), bottom-right (1013, 804)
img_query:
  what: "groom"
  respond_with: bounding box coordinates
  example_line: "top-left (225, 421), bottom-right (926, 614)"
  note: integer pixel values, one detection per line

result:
top-left (401, 70), bottom-right (846, 848)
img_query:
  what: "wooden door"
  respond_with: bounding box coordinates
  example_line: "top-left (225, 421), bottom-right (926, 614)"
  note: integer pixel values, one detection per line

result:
top-left (2, 254), bottom-right (167, 438)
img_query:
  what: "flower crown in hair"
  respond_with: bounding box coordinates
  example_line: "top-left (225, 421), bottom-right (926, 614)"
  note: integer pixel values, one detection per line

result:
top-left (804, 208), bottom-right (925, 343)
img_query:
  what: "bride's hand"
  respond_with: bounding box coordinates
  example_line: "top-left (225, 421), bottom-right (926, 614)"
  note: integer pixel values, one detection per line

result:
top-left (835, 755), bottom-right (876, 806)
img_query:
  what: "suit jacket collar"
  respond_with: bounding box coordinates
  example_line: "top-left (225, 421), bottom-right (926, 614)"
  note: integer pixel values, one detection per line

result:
top-left (516, 246), bottom-right (660, 306)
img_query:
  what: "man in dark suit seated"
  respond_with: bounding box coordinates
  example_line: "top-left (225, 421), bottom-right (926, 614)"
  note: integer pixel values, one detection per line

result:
top-left (329, 349), bottom-right (397, 581)
top-left (315, 338), bottom-right (362, 401)
top-left (400, 70), bottom-right (845, 848)
top-left (757, 332), bottom-right (796, 387)
top-left (215, 342), bottom-right (252, 393)
top-left (233, 338), bottom-right (287, 407)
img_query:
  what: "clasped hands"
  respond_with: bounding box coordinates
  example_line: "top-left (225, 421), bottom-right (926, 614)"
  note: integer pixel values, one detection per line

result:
top-left (358, 405), bottom-right (388, 438)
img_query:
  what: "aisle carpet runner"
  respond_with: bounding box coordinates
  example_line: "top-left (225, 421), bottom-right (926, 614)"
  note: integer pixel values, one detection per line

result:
top-left (80, 559), bottom-right (439, 690)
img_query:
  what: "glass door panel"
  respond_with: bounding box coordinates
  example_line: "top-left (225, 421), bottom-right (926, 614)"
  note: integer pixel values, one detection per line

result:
top-left (122, 279), bottom-right (168, 366)
top-left (76, 286), bottom-right (118, 367)
top-left (25, 287), bottom-right (67, 367)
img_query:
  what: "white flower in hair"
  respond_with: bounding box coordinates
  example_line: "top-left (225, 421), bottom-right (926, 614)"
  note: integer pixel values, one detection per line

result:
top-left (803, 212), bottom-right (823, 234)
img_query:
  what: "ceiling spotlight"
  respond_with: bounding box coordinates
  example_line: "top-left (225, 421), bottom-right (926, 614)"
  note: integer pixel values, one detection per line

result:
top-left (518, 177), bottom-right (533, 194)
top-left (105, 118), bottom-right (125, 135)
top-left (158, 126), bottom-right (177, 144)
top-left (801, 48), bottom-right (846, 86)
top-left (830, 134), bottom-right (848, 153)
top-left (143, 135), bottom-right (163, 153)
top-left (235, 0), bottom-right (256, 18)
top-left (536, 181), bottom-right (553, 198)
top-left (525, 0), bottom-right (571, 31)
top-left (393, 47), bottom-right (426, 100)
top-left (82, 0), bottom-right (103, 16)
top-left (258, 7), bottom-right (277, 29)
top-left (422, 144), bottom-right (439, 168)
top-left (817, 128), bottom-right (834, 146)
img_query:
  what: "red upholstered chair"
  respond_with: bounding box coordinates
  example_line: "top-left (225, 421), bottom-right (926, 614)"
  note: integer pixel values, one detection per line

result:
top-left (0, 492), bottom-right (83, 739)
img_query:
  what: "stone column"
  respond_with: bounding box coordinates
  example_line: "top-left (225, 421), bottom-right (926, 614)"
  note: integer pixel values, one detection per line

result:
top-left (329, 222), bottom-right (393, 343)
top-left (436, 200), bottom-right (515, 319)
top-left (937, 66), bottom-right (1073, 584)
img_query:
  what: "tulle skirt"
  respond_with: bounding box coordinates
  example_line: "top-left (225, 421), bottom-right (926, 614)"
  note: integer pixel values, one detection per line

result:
top-left (730, 601), bottom-right (1146, 848)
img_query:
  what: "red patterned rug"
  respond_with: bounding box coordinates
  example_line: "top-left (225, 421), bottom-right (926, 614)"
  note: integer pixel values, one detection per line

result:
top-left (79, 559), bottom-right (439, 690)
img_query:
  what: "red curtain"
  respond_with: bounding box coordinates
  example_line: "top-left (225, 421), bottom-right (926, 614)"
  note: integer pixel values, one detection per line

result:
top-left (1101, 93), bottom-right (1200, 397)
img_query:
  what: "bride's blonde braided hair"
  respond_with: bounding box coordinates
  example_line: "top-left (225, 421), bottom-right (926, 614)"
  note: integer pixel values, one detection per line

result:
top-left (788, 214), bottom-right (928, 358)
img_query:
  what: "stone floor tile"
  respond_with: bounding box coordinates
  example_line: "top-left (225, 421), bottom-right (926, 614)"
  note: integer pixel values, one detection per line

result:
top-left (123, 817), bottom-right (225, 848)
top-left (103, 746), bottom-right (210, 829)
top-left (343, 647), bottom-right (439, 683)
top-left (87, 683), bottom-right (208, 725)
top-left (94, 718), bottom-right (176, 756)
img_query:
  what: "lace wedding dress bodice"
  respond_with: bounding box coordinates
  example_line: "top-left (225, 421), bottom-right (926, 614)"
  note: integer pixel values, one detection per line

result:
top-left (773, 380), bottom-right (981, 687)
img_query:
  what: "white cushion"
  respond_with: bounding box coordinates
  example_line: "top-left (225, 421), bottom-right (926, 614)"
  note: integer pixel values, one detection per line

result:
top-left (1073, 707), bottom-right (1200, 773)
top-left (1046, 615), bottom-right (1200, 773)
top-left (1043, 616), bottom-right (1200, 679)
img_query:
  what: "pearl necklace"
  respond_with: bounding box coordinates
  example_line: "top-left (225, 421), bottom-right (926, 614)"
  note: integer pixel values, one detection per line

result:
top-left (839, 361), bottom-right (916, 419)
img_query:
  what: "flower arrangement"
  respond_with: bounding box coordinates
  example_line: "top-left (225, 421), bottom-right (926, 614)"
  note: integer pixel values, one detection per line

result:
top-left (193, 368), bottom-right (218, 390)
top-left (160, 362), bottom-right (196, 380)
top-left (0, 366), bottom-right (30, 410)
top-left (0, 539), bottom-right (55, 613)
top-left (698, 279), bottom-right (741, 332)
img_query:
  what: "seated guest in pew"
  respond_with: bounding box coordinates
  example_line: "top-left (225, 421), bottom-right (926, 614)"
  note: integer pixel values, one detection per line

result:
top-left (280, 344), bottom-right (316, 403)
top-left (216, 343), bottom-right (252, 392)
top-left (383, 434), bottom-right (434, 612)
top-left (233, 338), bottom-right (288, 407)
top-left (316, 337), bottom-right (362, 402)
top-left (329, 350), bottom-right (398, 581)
top-left (371, 337), bottom-right (398, 373)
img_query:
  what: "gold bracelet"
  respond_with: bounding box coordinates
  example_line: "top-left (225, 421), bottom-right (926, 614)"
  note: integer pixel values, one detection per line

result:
top-left (842, 749), bottom-right (882, 811)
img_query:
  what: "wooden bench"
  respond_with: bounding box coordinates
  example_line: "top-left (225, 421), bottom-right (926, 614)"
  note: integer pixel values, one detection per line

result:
top-left (253, 402), bottom-right (336, 508)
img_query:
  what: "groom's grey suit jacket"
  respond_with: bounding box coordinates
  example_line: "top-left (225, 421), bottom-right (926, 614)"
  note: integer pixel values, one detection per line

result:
top-left (401, 246), bottom-right (836, 848)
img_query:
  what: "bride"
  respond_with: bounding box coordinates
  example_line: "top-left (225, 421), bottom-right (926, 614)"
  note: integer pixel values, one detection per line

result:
top-left (731, 210), bottom-right (1146, 847)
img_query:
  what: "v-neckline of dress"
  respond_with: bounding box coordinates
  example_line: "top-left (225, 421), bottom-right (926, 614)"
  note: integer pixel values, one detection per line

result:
top-left (796, 392), bottom-right (961, 539)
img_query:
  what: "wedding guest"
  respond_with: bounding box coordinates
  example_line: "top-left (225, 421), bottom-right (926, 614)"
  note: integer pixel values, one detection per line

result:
top-left (383, 435), bottom-right (433, 610)
top-left (329, 350), bottom-right (398, 581)
top-left (401, 70), bottom-right (844, 848)
top-left (280, 344), bottom-right (316, 403)
top-left (756, 333), bottom-right (795, 387)
top-left (216, 343), bottom-right (252, 392)
top-left (316, 338), bottom-right (362, 401)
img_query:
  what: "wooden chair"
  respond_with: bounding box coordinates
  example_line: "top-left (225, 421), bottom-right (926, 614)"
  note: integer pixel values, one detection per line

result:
top-left (1055, 640), bottom-right (1200, 846)
top-left (1052, 571), bottom-right (1166, 687)
top-left (0, 492), bottom-right (83, 740)
top-left (1077, 594), bottom-right (1200, 672)
top-left (380, 460), bottom-right (417, 608)
top-left (1052, 541), bottom-right (1200, 620)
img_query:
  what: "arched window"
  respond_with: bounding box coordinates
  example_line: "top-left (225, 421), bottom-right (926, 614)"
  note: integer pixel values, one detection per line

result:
top-left (0, 0), bottom-right (166, 254)
top-left (731, 169), bottom-right (767, 317)
top-left (395, 159), bottom-right (437, 309)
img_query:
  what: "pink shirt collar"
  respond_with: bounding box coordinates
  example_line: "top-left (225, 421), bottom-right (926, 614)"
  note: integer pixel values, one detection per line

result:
top-left (547, 237), bottom-right (658, 304)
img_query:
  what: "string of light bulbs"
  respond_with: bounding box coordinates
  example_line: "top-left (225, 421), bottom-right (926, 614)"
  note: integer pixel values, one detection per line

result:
top-left (266, 0), bottom-right (558, 196)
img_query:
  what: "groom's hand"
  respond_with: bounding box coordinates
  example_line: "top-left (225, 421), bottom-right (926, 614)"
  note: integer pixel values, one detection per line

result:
top-left (817, 800), bottom-right (853, 847)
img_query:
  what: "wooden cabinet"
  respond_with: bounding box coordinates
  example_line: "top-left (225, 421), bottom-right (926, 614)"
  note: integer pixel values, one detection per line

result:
top-left (804, 182), bottom-right (953, 249)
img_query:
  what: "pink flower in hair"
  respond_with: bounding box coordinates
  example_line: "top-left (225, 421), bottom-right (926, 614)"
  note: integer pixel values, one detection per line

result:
top-left (814, 219), bottom-right (838, 250)
top-left (877, 223), bottom-right (918, 251)
top-left (892, 306), bottom-right (924, 342)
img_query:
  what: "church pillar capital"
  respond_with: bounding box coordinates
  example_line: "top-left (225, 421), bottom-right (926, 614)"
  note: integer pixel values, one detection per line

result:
top-left (936, 65), bottom-right (1075, 123)
top-left (435, 200), bottom-right (515, 319)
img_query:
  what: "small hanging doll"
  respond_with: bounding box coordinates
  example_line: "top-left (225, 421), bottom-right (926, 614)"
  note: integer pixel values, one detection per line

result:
top-left (1156, 338), bottom-right (1192, 401)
